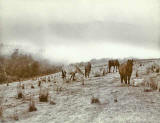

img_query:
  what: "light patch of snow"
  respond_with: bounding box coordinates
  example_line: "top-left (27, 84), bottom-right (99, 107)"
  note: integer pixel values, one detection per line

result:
top-left (1, 59), bottom-right (160, 123)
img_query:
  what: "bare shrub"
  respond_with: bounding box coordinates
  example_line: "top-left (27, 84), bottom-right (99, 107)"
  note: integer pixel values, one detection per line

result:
top-left (144, 75), bottom-right (160, 91)
top-left (91, 96), bottom-right (100, 104)
top-left (39, 88), bottom-right (48, 102)
top-left (29, 96), bottom-right (37, 112)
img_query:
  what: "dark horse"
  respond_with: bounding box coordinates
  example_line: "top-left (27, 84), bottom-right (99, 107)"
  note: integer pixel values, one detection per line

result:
top-left (108, 60), bottom-right (119, 73)
top-left (119, 59), bottom-right (133, 85)
top-left (85, 62), bottom-right (91, 78)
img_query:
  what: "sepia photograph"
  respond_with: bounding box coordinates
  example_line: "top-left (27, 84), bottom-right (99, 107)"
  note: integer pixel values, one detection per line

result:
top-left (0, 0), bottom-right (160, 122)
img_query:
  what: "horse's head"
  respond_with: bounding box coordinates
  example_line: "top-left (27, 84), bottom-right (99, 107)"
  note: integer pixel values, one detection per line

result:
top-left (127, 59), bottom-right (133, 66)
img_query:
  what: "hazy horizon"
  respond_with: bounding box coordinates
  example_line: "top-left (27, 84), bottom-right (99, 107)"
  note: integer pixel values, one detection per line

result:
top-left (1, 0), bottom-right (160, 63)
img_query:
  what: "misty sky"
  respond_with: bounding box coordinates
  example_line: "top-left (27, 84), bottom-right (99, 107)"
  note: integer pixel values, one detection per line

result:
top-left (1, 0), bottom-right (160, 63)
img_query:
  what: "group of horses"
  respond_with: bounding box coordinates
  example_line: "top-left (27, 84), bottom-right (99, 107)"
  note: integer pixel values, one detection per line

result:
top-left (108, 59), bottom-right (133, 84)
top-left (62, 59), bottom-right (134, 85)
top-left (61, 62), bottom-right (92, 81)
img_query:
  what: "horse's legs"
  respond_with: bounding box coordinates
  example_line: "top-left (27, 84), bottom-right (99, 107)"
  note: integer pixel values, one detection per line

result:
top-left (127, 75), bottom-right (131, 85)
top-left (72, 73), bottom-right (75, 81)
top-left (124, 76), bottom-right (127, 84)
top-left (88, 72), bottom-right (89, 78)
top-left (89, 70), bottom-right (91, 78)
top-left (120, 75), bottom-right (123, 83)
top-left (70, 75), bottom-right (72, 80)
top-left (85, 69), bottom-right (87, 78)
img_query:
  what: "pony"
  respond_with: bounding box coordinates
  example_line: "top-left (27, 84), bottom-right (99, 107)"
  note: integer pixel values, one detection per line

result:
top-left (108, 60), bottom-right (119, 73)
top-left (119, 59), bottom-right (133, 85)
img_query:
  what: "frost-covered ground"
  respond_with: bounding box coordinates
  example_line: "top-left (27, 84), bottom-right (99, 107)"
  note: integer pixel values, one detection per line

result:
top-left (0, 59), bottom-right (160, 123)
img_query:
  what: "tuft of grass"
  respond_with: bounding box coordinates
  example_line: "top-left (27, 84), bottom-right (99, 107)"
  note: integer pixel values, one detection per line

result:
top-left (38, 81), bottom-right (41, 87)
top-left (22, 84), bottom-right (25, 89)
top-left (39, 88), bottom-right (48, 102)
top-left (48, 77), bottom-right (51, 82)
top-left (17, 82), bottom-right (23, 98)
top-left (156, 69), bottom-right (159, 73)
top-left (91, 96), bottom-right (100, 104)
top-left (29, 97), bottom-right (37, 112)
top-left (50, 100), bottom-right (56, 105)
top-left (136, 71), bottom-right (138, 78)
top-left (31, 85), bottom-right (34, 89)
top-left (6, 83), bottom-right (9, 86)
top-left (18, 92), bottom-right (23, 99)
top-left (114, 98), bottom-right (118, 102)
top-left (144, 88), bottom-right (152, 92)
top-left (17, 83), bottom-right (23, 99)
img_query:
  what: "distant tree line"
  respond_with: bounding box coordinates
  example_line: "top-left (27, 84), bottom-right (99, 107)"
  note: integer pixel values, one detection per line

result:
top-left (0, 48), bottom-right (61, 84)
